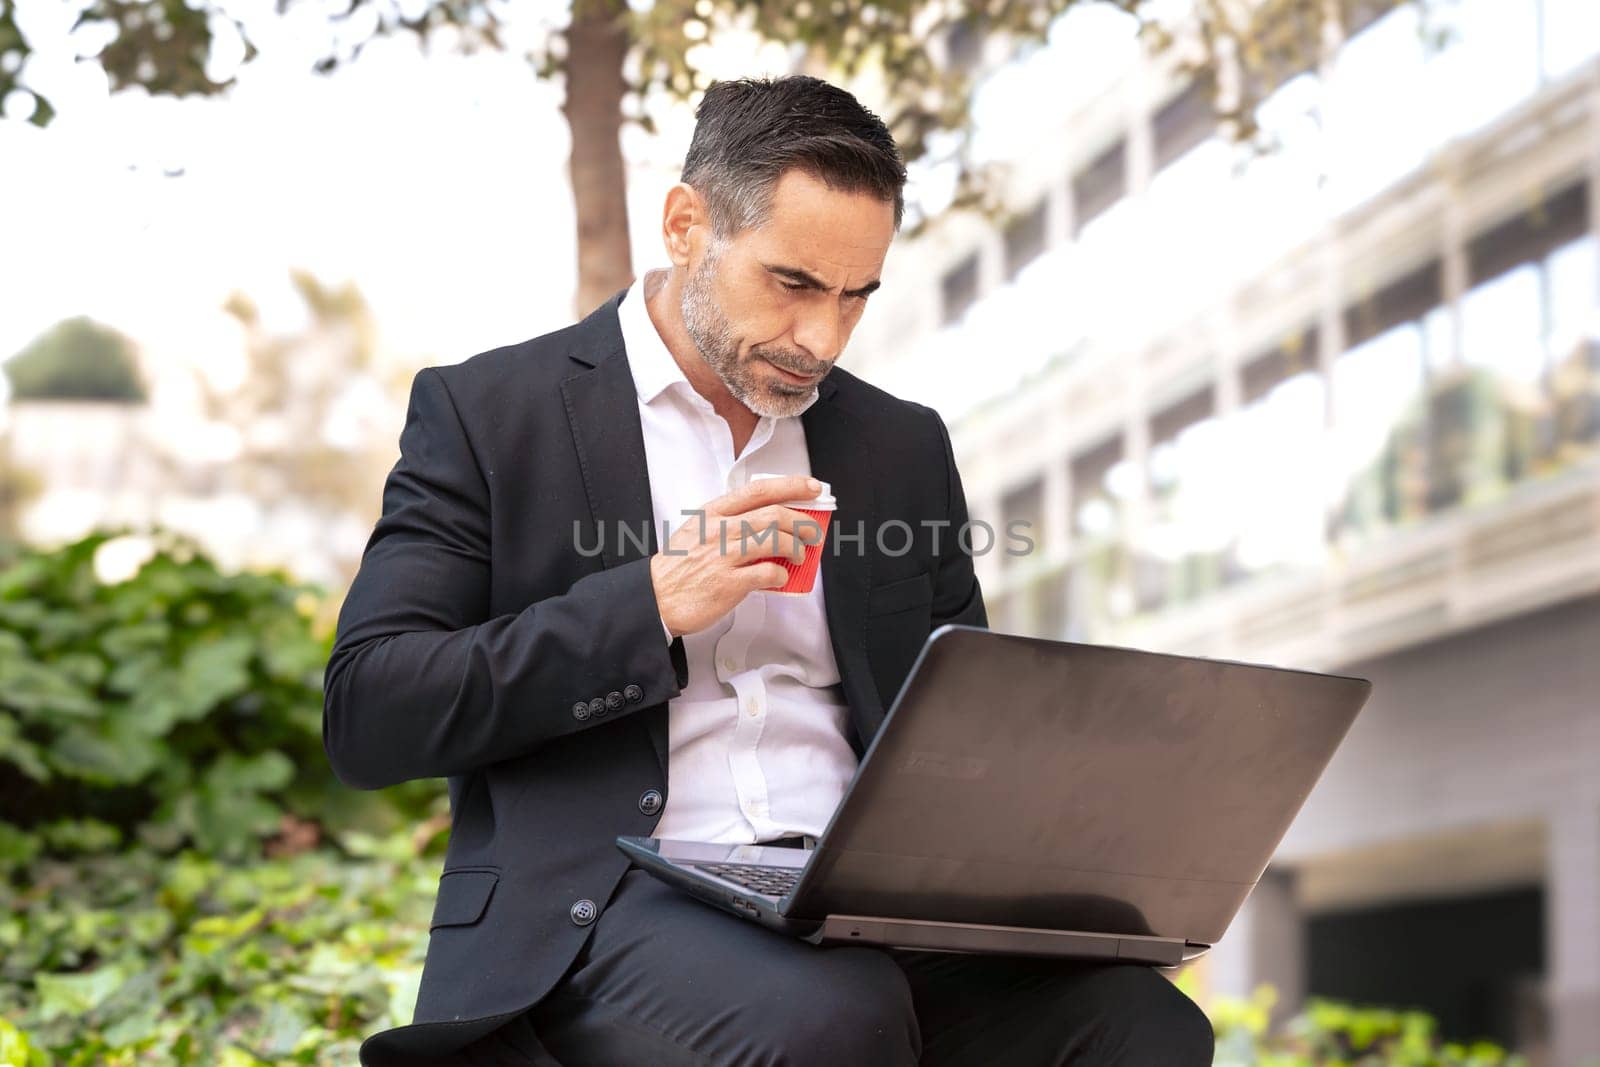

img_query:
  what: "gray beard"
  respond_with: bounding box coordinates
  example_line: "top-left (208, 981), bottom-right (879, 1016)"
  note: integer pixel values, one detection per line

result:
top-left (679, 249), bottom-right (820, 419)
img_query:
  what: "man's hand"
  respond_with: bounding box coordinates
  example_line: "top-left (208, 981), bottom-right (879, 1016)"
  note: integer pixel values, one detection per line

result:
top-left (651, 475), bottom-right (826, 638)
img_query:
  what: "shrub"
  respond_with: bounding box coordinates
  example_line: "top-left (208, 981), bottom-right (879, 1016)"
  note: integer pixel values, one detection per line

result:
top-left (0, 531), bottom-right (438, 862)
top-left (0, 833), bottom-right (441, 1066)
top-left (1210, 985), bottom-right (1528, 1066)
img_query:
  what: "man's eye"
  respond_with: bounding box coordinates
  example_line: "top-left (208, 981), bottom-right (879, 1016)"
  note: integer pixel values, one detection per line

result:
top-left (781, 282), bottom-right (807, 292)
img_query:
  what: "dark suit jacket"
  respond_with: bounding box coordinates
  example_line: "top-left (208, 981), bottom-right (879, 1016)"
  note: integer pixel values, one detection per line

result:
top-left (324, 285), bottom-right (988, 1064)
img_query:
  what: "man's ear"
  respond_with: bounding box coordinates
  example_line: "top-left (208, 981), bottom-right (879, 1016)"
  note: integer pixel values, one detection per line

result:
top-left (662, 183), bottom-right (706, 269)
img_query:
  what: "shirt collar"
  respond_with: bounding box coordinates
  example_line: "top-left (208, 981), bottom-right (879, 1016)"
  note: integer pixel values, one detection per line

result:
top-left (619, 269), bottom-right (693, 405)
top-left (618, 268), bottom-right (822, 417)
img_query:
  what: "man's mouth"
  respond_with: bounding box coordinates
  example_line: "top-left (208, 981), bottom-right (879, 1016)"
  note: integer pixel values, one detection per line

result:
top-left (765, 359), bottom-right (822, 385)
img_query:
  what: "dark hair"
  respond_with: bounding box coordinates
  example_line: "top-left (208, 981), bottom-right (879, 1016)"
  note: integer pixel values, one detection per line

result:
top-left (681, 75), bottom-right (907, 241)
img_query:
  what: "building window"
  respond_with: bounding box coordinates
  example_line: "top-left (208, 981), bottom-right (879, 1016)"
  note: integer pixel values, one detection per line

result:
top-left (1000, 476), bottom-right (1046, 570)
top-left (1071, 140), bottom-right (1126, 235)
top-left (940, 252), bottom-right (980, 327)
top-left (1152, 81), bottom-right (1217, 172)
top-left (1462, 264), bottom-right (1544, 385)
top-left (1467, 182), bottom-right (1588, 288)
top-left (1332, 322), bottom-right (1427, 537)
top-left (1003, 199), bottom-right (1049, 282)
top-left (1344, 260), bottom-right (1442, 351)
top-left (1230, 370), bottom-right (1328, 573)
top-left (1070, 434), bottom-right (1124, 539)
top-left (1241, 325), bottom-right (1321, 405)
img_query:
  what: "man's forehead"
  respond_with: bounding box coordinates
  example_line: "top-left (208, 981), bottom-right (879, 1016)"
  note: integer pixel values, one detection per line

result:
top-left (741, 228), bottom-right (890, 284)
top-left (754, 175), bottom-right (892, 251)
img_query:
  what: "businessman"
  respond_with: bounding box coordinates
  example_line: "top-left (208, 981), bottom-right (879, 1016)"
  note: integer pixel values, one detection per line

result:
top-left (325, 74), bottom-right (1213, 1065)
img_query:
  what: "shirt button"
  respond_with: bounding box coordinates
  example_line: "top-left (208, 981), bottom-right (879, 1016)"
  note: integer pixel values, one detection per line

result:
top-left (623, 684), bottom-right (644, 703)
top-left (721, 657), bottom-right (737, 672)
top-left (745, 697), bottom-right (759, 717)
top-left (572, 701), bottom-right (591, 721)
top-left (638, 789), bottom-right (664, 816)
top-left (569, 898), bottom-right (598, 927)
top-left (589, 697), bottom-right (608, 719)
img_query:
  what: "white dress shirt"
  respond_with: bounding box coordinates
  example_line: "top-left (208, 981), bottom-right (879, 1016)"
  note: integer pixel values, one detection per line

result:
top-left (617, 268), bottom-right (859, 844)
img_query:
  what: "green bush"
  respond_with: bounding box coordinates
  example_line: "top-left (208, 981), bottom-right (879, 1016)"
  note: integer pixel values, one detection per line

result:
top-left (1209, 985), bottom-right (1527, 1066)
top-left (0, 530), bottom-right (449, 1064)
top-left (0, 531), bottom-right (437, 861)
top-left (0, 832), bottom-right (441, 1066)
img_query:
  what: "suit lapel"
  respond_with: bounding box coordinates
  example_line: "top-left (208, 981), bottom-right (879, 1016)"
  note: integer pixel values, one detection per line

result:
top-left (560, 286), bottom-right (885, 769)
top-left (802, 389), bottom-right (883, 755)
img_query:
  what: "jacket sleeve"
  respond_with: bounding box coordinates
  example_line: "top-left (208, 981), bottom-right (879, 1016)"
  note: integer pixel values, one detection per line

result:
top-left (928, 407), bottom-right (988, 631)
top-left (322, 367), bottom-right (687, 790)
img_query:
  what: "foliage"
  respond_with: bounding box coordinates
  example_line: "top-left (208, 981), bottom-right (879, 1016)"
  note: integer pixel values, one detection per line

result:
top-left (0, 877), bottom-right (1535, 1067)
top-left (0, 532), bottom-right (450, 1064)
top-left (0, 833), bottom-right (442, 1066)
top-left (1210, 985), bottom-right (1527, 1067)
top-left (1, 0), bottom-right (1440, 223)
top-left (0, 530), bottom-right (438, 862)
top-left (3, 318), bottom-right (146, 404)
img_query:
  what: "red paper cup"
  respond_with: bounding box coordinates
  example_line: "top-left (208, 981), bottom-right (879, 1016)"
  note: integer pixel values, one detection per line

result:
top-left (751, 475), bottom-right (835, 595)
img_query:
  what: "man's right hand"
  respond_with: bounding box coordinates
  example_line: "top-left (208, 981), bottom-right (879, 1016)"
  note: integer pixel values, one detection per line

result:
top-left (651, 475), bottom-right (826, 638)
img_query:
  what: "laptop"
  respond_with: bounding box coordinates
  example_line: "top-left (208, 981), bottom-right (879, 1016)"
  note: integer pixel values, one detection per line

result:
top-left (617, 624), bottom-right (1371, 966)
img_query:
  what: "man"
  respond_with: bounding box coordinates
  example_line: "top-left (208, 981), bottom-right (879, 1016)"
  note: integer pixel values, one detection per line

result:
top-left (325, 74), bottom-right (1214, 1065)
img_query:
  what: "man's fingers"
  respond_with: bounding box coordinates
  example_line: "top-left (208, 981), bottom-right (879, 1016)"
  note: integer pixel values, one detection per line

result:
top-left (736, 561), bottom-right (791, 593)
top-left (734, 528), bottom-right (807, 564)
top-left (707, 475), bottom-right (821, 517)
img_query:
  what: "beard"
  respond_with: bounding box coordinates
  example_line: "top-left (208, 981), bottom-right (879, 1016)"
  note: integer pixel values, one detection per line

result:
top-left (679, 243), bottom-right (828, 419)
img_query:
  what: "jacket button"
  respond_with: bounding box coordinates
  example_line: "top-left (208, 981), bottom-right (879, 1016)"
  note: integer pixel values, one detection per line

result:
top-left (572, 701), bottom-right (591, 722)
top-left (569, 898), bottom-right (598, 927)
top-left (588, 697), bottom-right (608, 719)
top-left (623, 684), bottom-right (643, 703)
top-left (605, 690), bottom-right (625, 711)
top-left (638, 789), bottom-right (663, 816)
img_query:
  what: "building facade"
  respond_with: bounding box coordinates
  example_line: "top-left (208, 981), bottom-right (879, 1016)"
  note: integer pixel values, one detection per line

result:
top-left (852, 3), bottom-right (1600, 1063)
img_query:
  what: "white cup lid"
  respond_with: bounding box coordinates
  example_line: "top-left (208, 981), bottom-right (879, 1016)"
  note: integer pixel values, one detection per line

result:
top-left (751, 472), bottom-right (835, 508)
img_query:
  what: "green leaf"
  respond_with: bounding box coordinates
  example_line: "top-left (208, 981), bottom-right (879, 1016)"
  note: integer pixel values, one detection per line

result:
top-left (0, 716), bottom-right (49, 782)
top-left (172, 634), bottom-right (255, 722)
top-left (0, 1017), bottom-right (46, 1067)
top-left (39, 819), bottom-right (123, 854)
top-left (0, 824), bottom-right (40, 868)
top-left (50, 653), bottom-right (106, 689)
top-left (208, 751), bottom-right (295, 794)
top-left (0, 657), bottom-right (100, 720)
top-left (100, 1006), bottom-right (161, 1048)
top-left (49, 722), bottom-right (162, 785)
top-left (34, 965), bottom-right (128, 1020)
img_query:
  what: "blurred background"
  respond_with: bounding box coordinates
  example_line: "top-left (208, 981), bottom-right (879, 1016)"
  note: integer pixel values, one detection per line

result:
top-left (2, 0), bottom-right (1597, 1063)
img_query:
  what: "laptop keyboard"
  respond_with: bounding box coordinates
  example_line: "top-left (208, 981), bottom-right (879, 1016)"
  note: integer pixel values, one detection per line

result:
top-left (694, 862), bottom-right (802, 897)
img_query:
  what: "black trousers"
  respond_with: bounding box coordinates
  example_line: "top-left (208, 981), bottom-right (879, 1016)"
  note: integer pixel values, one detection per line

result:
top-left (447, 868), bottom-right (1214, 1066)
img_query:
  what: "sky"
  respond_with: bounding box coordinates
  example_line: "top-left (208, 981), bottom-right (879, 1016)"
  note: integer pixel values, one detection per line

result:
top-left (0, 0), bottom-right (1182, 383)
top-left (0, 0), bottom-right (806, 373)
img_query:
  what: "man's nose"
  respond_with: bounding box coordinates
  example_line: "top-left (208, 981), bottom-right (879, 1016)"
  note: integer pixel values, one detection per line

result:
top-left (792, 301), bottom-right (843, 363)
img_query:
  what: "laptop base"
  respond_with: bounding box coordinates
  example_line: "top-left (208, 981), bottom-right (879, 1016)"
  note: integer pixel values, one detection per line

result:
top-left (806, 915), bottom-right (1195, 967)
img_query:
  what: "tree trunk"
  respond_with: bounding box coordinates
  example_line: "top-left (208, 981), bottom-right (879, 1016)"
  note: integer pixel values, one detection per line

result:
top-left (562, 0), bottom-right (635, 321)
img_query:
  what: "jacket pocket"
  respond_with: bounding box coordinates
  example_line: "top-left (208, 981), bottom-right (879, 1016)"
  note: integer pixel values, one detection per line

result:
top-left (867, 571), bottom-right (934, 617)
top-left (429, 868), bottom-right (500, 930)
